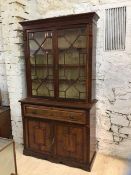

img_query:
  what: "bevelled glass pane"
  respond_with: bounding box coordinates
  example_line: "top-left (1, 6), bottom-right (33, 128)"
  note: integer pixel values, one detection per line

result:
top-left (58, 28), bottom-right (87, 100)
top-left (29, 31), bottom-right (54, 97)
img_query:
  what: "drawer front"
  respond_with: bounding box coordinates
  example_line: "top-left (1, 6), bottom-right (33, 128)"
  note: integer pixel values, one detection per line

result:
top-left (23, 105), bottom-right (86, 124)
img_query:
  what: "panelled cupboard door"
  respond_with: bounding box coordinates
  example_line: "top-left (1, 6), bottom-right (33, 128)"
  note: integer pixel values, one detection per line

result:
top-left (28, 119), bottom-right (53, 154)
top-left (55, 124), bottom-right (85, 162)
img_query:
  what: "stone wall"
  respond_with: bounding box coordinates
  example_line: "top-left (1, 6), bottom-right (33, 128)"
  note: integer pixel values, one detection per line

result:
top-left (0, 0), bottom-right (131, 159)
top-left (0, 0), bottom-right (29, 143)
top-left (96, 2), bottom-right (131, 159)
top-left (0, 2), bottom-right (9, 105)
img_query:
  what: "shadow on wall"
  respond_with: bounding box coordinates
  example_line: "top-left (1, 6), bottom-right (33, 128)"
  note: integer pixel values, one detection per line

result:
top-left (126, 159), bottom-right (131, 175)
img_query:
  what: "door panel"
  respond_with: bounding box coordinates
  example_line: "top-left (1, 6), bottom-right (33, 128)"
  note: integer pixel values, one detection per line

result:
top-left (58, 28), bottom-right (87, 100)
top-left (28, 119), bottom-right (53, 154)
top-left (55, 124), bottom-right (85, 162)
top-left (28, 31), bottom-right (55, 97)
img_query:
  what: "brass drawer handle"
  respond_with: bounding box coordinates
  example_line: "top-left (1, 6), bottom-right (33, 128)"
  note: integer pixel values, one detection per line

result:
top-left (69, 115), bottom-right (77, 121)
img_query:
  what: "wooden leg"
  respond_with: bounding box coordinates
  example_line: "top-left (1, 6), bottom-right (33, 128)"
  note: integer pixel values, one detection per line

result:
top-left (13, 141), bottom-right (18, 175)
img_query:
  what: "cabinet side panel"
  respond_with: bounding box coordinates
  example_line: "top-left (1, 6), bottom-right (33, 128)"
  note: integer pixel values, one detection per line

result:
top-left (92, 23), bottom-right (97, 101)
top-left (87, 23), bottom-right (96, 102)
top-left (89, 104), bottom-right (96, 162)
top-left (23, 30), bottom-right (32, 97)
top-left (21, 104), bottom-right (29, 150)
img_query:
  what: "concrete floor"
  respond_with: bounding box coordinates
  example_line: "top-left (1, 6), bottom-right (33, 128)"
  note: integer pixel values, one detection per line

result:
top-left (16, 144), bottom-right (128, 175)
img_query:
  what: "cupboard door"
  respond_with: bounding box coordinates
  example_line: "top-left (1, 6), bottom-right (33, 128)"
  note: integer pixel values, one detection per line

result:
top-left (28, 119), bottom-right (53, 154)
top-left (28, 31), bottom-right (55, 97)
top-left (58, 27), bottom-right (87, 100)
top-left (55, 124), bottom-right (85, 162)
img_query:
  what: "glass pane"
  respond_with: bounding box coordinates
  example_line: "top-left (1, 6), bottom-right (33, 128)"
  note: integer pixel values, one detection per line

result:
top-left (29, 31), bottom-right (54, 97)
top-left (58, 28), bottom-right (87, 100)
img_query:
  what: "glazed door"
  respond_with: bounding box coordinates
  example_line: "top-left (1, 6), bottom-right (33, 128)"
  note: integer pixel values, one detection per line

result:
top-left (57, 27), bottom-right (87, 100)
top-left (28, 119), bottom-right (53, 154)
top-left (55, 124), bottom-right (85, 162)
top-left (28, 31), bottom-right (55, 98)
top-left (27, 27), bottom-right (88, 100)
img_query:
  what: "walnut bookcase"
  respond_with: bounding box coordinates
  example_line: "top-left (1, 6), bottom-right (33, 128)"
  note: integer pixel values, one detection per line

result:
top-left (20, 12), bottom-right (99, 171)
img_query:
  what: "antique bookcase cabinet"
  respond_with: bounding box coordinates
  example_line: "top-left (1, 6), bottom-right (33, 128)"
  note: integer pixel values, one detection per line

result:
top-left (20, 12), bottom-right (99, 171)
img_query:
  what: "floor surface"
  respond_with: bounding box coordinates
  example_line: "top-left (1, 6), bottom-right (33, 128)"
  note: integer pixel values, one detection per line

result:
top-left (16, 144), bottom-right (128, 175)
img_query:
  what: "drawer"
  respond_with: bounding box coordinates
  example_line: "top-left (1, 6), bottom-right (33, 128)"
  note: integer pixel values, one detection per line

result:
top-left (23, 105), bottom-right (87, 124)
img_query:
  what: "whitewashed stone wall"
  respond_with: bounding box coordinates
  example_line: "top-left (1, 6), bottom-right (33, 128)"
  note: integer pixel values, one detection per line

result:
top-left (0, 0), bottom-right (29, 143)
top-left (0, 0), bottom-right (131, 159)
top-left (0, 2), bottom-right (9, 105)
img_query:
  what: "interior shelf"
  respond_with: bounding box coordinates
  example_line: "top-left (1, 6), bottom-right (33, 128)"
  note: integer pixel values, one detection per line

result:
top-left (59, 47), bottom-right (87, 53)
top-left (30, 48), bottom-right (87, 55)
top-left (31, 64), bottom-right (86, 68)
top-left (59, 64), bottom-right (86, 68)
top-left (31, 64), bottom-right (53, 68)
top-left (32, 78), bottom-right (86, 84)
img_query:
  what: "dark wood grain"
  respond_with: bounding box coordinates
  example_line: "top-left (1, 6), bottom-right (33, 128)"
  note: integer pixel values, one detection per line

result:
top-left (24, 104), bottom-right (87, 124)
top-left (19, 12), bottom-right (99, 171)
top-left (20, 12), bottom-right (99, 30)
top-left (0, 106), bottom-right (12, 138)
top-left (55, 123), bottom-right (85, 162)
